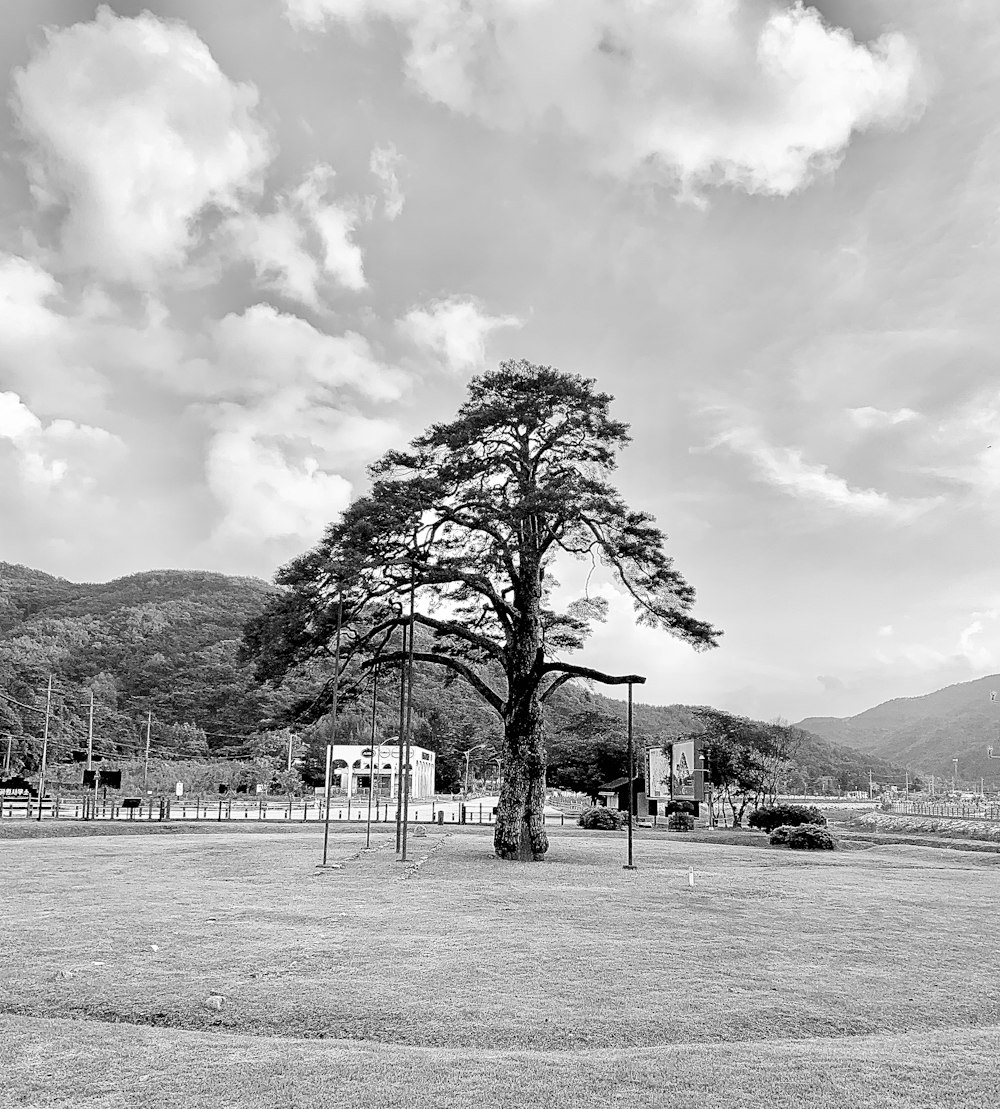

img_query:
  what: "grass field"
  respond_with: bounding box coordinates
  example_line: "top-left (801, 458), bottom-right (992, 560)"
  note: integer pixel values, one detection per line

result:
top-left (2, 823), bottom-right (999, 1107)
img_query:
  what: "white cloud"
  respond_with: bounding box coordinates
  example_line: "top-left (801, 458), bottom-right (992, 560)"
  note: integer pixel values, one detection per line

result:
top-left (193, 304), bottom-right (402, 548)
top-left (205, 427), bottom-right (352, 543)
top-left (709, 425), bottom-right (932, 519)
top-left (233, 164), bottom-right (367, 306)
top-left (370, 143), bottom-right (405, 220)
top-left (288, 0), bottom-right (924, 198)
top-left (12, 6), bottom-right (271, 284)
top-left (849, 406), bottom-right (920, 428)
top-left (878, 624), bottom-right (894, 638)
top-left (209, 304), bottom-right (403, 403)
top-left (402, 296), bottom-right (521, 373)
top-left (0, 391), bottom-right (124, 491)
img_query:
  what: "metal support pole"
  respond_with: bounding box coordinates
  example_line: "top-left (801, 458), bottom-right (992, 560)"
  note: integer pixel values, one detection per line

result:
top-left (395, 621), bottom-right (407, 852)
top-left (365, 666), bottom-right (379, 849)
top-left (142, 710), bottom-right (151, 795)
top-left (401, 559), bottom-right (417, 862)
top-left (36, 675), bottom-right (53, 822)
top-left (624, 680), bottom-right (636, 870)
top-left (86, 691), bottom-right (94, 772)
top-left (320, 593), bottom-right (343, 867)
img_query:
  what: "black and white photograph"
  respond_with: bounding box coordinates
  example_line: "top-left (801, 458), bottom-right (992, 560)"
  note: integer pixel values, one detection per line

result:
top-left (2, 2), bottom-right (998, 1106)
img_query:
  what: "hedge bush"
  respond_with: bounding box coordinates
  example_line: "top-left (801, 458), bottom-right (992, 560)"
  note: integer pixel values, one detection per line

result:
top-left (667, 811), bottom-right (695, 832)
top-left (579, 806), bottom-right (627, 830)
top-left (664, 800), bottom-right (695, 816)
top-left (749, 804), bottom-right (827, 833)
top-left (769, 823), bottom-right (836, 850)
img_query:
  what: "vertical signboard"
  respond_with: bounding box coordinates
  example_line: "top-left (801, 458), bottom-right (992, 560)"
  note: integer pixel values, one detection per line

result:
top-left (646, 747), bottom-right (672, 801)
top-left (671, 739), bottom-right (697, 800)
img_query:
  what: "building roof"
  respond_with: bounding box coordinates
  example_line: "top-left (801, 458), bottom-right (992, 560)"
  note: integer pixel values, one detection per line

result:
top-left (598, 776), bottom-right (647, 791)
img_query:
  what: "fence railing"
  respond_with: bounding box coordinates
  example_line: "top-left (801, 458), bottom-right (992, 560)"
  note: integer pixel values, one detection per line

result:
top-left (887, 801), bottom-right (1000, 823)
top-left (0, 794), bottom-right (581, 827)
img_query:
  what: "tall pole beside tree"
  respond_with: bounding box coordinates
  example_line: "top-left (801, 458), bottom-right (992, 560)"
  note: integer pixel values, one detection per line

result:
top-left (244, 361), bottom-right (720, 861)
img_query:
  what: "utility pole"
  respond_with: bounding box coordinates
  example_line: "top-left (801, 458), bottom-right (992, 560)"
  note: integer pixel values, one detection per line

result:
top-left (320, 592), bottom-right (343, 868)
top-left (142, 710), bottom-right (152, 794)
top-left (36, 674), bottom-right (53, 822)
top-left (904, 769), bottom-right (909, 800)
top-left (868, 769), bottom-right (874, 799)
top-left (623, 680), bottom-right (637, 871)
top-left (286, 730), bottom-right (294, 772)
top-left (3, 733), bottom-right (11, 774)
top-left (952, 758), bottom-right (959, 795)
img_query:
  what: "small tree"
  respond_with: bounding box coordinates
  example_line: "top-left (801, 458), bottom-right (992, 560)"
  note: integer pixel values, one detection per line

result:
top-left (244, 361), bottom-right (719, 860)
top-left (693, 710), bottom-right (802, 827)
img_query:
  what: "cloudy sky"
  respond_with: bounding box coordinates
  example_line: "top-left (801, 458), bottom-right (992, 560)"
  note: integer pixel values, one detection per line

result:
top-left (0, 0), bottom-right (997, 722)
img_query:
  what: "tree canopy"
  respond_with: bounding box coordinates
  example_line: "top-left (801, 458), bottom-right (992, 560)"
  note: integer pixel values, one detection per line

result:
top-left (245, 360), bottom-right (721, 860)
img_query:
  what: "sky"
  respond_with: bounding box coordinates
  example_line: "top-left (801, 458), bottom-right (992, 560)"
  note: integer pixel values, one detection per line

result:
top-left (0, 0), bottom-right (998, 723)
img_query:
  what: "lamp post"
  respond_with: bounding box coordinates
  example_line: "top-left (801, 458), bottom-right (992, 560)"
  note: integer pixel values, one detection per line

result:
top-left (624, 679), bottom-right (637, 871)
top-left (319, 591), bottom-right (343, 868)
top-left (365, 664), bottom-right (379, 850)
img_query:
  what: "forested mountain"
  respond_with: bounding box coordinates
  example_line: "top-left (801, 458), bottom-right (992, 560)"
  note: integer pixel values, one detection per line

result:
top-left (0, 562), bottom-right (284, 768)
top-left (797, 674), bottom-right (1000, 787)
top-left (1, 560), bottom-right (906, 795)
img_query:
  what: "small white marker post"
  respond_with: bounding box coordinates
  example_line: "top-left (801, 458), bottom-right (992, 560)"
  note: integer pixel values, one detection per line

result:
top-left (688, 867), bottom-right (695, 888)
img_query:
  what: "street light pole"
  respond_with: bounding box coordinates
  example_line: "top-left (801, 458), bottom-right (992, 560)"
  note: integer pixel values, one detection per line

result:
top-left (320, 592), bottom-right (343, 868)
top-left (624, 680), bottom-right (637, 871)
top-left (401, 556), bottom-right (417, 863)
top-left (365, 665), bottom-right (379, 850)
top-left (395, 620), bottom-right (407, 852)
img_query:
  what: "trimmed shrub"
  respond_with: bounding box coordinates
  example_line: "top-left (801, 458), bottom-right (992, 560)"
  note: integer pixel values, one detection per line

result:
top-left (667, 811), bottom-right (695, 832)
top-left (664, 800), bottom-right (695, 816)
top-left (579, 806), bottom-right (627, 830)
top-left (749, 804), bottom-right (827, 833)
top-left (768, 824), bottom-right (794, 845)
top-left (786, 823), bottom-right (837, 850)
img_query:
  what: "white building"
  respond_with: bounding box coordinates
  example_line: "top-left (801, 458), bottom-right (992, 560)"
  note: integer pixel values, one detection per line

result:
top-left (328, 741), bottom-right (436, 799)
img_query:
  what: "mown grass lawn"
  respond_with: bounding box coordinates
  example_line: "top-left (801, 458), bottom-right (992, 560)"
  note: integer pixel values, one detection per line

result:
top-left (2, 823), bottom-right (999, 1107)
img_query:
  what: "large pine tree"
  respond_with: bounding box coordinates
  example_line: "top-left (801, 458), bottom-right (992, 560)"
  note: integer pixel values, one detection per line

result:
top-left (244, 361), bottom-right (720, 860)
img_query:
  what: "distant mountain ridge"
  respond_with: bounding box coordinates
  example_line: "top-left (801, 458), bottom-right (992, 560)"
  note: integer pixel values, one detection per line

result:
top-left (796, 674), bottom-right (1000, 786)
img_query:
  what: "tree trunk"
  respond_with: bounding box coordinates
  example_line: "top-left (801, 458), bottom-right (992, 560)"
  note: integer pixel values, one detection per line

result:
top-left (494, 687), bottom-right (548, 861)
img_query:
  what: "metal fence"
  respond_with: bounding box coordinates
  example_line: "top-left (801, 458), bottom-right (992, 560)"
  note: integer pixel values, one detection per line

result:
top-left (0, 793), bottom-right (584, 827)
top-left (887, 801), bottom-right (1000, 823)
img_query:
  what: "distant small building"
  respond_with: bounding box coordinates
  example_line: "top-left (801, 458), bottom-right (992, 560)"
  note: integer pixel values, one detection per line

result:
top-left (597, 776), bottom-right (650, 818)
top-left (327, 741), bottom-right (435, 799)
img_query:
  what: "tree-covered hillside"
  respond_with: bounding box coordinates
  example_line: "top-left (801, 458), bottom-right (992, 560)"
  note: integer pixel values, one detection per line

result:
top-left (0, 562), bottom-right (284, 770)
top-left (1, 560), bottom-right (908, 795)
